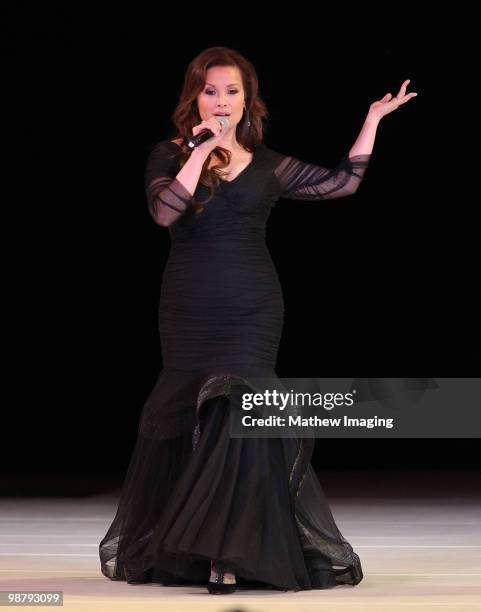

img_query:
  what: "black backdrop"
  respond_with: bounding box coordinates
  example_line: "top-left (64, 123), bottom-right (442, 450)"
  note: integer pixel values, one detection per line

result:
top-left (3, 6), bottom-right (479, 481)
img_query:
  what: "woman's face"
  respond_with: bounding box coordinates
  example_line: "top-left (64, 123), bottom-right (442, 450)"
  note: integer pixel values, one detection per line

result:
top-left (196, 65), bottom-right (245, 132)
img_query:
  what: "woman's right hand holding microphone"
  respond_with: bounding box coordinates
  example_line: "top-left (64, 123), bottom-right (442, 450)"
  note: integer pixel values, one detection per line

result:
top-left (191, 116), bottom-right (228, 155)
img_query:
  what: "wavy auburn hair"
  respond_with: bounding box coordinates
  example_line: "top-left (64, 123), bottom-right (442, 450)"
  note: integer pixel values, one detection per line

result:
top-left (167, 47), bottom-right (269, 214)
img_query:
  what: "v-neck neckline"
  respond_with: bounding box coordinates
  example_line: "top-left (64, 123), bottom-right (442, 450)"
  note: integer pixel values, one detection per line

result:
top-left (168, 140), bottom-right (258, 186)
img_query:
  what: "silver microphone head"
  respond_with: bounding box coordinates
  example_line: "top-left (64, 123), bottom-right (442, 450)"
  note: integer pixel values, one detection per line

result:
top-left (215, 115), bottom-right (231, 130)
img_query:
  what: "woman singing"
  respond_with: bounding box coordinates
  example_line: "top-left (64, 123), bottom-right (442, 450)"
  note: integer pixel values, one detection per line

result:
top-left (99, 45), bottom-right (417, 595)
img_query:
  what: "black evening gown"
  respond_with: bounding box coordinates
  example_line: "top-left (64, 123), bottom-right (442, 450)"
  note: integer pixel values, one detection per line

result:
top-left (99, 139), bottom-right (371, 591)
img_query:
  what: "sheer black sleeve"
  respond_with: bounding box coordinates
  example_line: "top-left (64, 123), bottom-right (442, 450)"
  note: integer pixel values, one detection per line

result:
top-left (274, 152), bottom-right (371, 201)
top-left (144, 141), bottom-right (194, 226)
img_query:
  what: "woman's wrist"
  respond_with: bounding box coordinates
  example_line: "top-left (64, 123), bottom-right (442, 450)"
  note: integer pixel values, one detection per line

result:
top-left (364, 111), bottom-right (381, 126)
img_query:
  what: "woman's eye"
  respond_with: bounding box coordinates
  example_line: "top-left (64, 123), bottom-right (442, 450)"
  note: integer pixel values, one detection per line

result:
top-left (205, 90), bottom-right (238, 95)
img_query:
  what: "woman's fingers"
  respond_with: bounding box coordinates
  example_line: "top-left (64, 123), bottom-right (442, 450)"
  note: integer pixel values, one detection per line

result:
top-left (204, 117), bottom-right (219, 135)
top-left (390, 80), bottom-right (418, 106)
top-left (397, 79), bottom-right (418, 100)
top-left (397, 79), bottom-right (410, 97)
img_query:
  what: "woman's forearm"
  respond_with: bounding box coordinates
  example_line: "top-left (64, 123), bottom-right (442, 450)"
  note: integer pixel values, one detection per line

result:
top-left (175, 147), bottom-right (210, 199)
top-left (348, 113), bottom-right (380, 158)
top-left (152, 147), bottom-right (210, 227)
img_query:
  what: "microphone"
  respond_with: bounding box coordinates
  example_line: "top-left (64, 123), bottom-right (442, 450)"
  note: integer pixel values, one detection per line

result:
top-left (185, 116), bottom-right (231, 149)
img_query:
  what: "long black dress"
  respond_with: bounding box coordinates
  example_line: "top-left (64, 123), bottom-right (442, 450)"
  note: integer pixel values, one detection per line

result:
top-left (99, 139), bottom-right (371, 591)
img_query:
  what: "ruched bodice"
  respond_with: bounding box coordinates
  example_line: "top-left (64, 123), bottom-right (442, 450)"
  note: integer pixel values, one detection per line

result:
top-left (160, 238), bottom-right (283, 371)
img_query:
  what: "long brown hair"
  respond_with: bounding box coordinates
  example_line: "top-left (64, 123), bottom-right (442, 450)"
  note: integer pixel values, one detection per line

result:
top-left (167, 47), bottom-right (269, 214)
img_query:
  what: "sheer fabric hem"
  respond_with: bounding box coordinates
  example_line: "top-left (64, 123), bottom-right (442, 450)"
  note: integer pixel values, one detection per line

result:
top-left (99, 370), bottom-right (363, 591)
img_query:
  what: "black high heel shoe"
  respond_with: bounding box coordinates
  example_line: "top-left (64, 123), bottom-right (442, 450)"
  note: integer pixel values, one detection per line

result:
top-left (308, 567), bottom-right (337, 589)
top-left (305, 553), bottom-right (337, 589)
top-left (207, 561), bottom-right (236, 594)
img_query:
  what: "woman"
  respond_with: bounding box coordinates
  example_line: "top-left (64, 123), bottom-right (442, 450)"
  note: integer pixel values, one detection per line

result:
top-left (99, 46), bottom-right (417, 595)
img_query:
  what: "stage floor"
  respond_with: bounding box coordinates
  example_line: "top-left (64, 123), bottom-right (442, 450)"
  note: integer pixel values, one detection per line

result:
top-left (1, 470), bottom-right (480, 612)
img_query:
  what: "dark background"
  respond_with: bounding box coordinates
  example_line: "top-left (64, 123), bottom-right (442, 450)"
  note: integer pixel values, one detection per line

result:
top-left (3, 6), bottom-right (478, 491)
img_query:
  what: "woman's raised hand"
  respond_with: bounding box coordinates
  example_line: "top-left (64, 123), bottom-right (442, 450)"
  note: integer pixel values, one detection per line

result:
top-left (368, 79), bottom-right (418, 121)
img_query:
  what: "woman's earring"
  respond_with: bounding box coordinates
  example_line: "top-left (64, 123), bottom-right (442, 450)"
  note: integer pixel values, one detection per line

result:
top-left (244, 105), bottom-right (251, 127)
